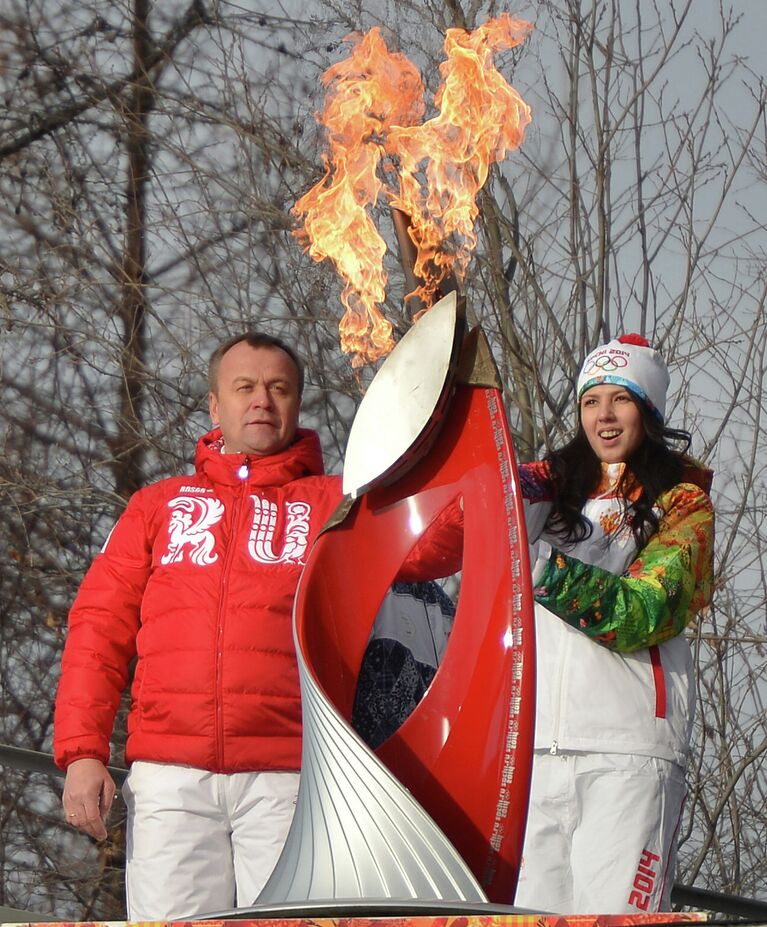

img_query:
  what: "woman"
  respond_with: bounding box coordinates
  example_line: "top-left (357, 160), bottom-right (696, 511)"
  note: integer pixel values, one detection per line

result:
top-left (513, 334), bottom-right (714, 914)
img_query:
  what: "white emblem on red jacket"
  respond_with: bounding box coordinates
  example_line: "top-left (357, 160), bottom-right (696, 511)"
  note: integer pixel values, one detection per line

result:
top-left (248, 496), bottom-right (311, 564)
top-left (161, 496), bottom-right (225, 565)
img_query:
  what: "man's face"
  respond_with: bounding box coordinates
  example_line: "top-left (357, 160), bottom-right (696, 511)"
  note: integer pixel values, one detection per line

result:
top-left (209, 342), bottom-right (301, 457)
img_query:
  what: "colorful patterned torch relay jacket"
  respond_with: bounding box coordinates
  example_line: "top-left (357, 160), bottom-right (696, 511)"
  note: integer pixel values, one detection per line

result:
top-left (520, 459), bottom-right (714, 765)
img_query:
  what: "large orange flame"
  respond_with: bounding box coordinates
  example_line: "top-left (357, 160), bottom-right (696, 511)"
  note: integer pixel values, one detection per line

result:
top-left (294, 15), bottom-right (532, 367)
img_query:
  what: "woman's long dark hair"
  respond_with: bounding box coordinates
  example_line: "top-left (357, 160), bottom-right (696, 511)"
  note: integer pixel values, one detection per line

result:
top-left (544, 399), bottom-right (695, 547)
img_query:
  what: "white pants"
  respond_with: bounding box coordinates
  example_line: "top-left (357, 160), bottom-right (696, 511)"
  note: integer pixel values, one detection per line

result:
top-left (514, 751), bottom-right (686, 914)
top-left (123, 761), bottom-right (299, 920)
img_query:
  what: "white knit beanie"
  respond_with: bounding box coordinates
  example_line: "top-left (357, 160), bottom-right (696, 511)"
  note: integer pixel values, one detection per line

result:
top-left (576, 333), bottom-right (670, 422)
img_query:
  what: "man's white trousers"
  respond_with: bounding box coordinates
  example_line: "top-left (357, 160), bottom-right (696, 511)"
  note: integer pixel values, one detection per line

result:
top-left (514, 750), bottom-right (687, 914)
top-left (123, 761), bottom-right (299, 920)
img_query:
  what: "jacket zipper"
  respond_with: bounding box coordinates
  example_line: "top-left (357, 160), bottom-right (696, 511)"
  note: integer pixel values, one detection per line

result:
top-left (214, 461), bottom-right (250, 769)
top-left (549, 624), bottom-right (571, 755)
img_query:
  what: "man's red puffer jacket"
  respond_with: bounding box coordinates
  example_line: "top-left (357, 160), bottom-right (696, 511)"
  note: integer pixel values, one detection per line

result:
top-left (54, 428), bottom-right (342, 774)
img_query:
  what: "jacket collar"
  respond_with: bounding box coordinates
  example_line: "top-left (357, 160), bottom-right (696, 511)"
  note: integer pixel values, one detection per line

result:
top-left (194, 427), bottom-right (326, 487)
top-left (595, 460), bottom-right (713, 497)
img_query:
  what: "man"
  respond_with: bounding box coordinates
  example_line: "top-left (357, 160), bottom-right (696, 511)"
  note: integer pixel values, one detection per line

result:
top-left (54, 333), bottom-right (344, 919)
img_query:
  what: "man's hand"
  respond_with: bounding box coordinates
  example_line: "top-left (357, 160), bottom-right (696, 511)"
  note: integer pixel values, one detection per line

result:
top-left (62, 758), bottom-right (116, 841)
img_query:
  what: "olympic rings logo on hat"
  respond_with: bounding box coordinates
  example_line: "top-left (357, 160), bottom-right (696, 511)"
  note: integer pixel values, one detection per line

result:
top-left (586, 352), bottom-right (629, 375)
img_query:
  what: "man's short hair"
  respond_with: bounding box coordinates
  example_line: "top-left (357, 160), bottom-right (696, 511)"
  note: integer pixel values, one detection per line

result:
top-left (208, 332), bottom-right (305, 396)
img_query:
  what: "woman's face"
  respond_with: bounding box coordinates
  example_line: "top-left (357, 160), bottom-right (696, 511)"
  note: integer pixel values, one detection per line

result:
top-left (580, 384), bottom-right (645, 464)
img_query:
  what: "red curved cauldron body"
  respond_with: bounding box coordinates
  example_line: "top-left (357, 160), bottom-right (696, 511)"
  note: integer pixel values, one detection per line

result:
top-left (294, 368), bottom-right (535, 903)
